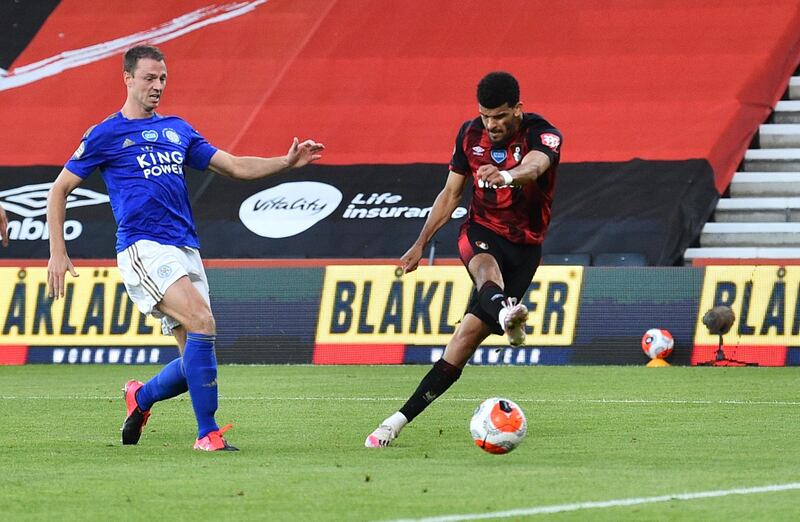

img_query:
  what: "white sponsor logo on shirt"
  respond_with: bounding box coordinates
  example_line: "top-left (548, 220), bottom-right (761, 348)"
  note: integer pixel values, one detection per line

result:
top-left (136, 150), bottom-right (185, 179)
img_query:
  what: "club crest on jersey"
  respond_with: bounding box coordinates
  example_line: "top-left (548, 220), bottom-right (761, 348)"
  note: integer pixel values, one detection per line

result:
top-left (471, 145), bottom-right (485, 156)
top-left (142, 130), bottom-right (158, 142)
top-left (163, 128), bottom-right (181, 144)
top-left (512, 144), bottom-right (522, 162)
top-left (490, 149), bottom-right (507, 163)
top-left (540, 133), bottom-right (560, 152)
top-left (475, 240), bottom-right (489, 250)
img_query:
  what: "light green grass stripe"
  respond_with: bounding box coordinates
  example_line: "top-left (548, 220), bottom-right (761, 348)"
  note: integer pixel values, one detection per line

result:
top-left (3, 395), bottom-right (800, 406)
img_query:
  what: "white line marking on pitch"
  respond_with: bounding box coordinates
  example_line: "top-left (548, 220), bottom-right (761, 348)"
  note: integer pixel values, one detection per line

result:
top-left (1, 396), bottom-right (799, 405)
top-left (383, 482), bottom-right (800, 522)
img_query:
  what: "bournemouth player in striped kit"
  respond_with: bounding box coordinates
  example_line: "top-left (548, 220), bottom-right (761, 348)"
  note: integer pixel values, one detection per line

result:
top-left (366, 71), bottom-right (562, 447)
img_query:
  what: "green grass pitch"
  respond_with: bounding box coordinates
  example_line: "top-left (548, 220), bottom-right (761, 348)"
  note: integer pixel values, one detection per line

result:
top-left (2, 365), bottom-right (799, 521)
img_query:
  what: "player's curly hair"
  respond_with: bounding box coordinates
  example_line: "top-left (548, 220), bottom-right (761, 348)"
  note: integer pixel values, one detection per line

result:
top-left (124, 45), bottom-right (165, 73)
top-left (477, 71), bottom-right (520, 109)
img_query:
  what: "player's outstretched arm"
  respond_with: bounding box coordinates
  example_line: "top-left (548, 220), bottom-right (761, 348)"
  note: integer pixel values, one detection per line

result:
top-left (47, 169), bottom-right (82, 299)
top-left (0, 203), bottom-right (8, 247)
top-left (208, 137), bottom-right (325, 181)
top-left (400, 171), bottom-right (467, 274)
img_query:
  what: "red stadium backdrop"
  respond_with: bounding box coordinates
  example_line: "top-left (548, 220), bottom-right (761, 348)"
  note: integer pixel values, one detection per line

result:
top-left (0, 3), bottom-right (799, 260)
top-left (2, 0), bottom-right (799, 186)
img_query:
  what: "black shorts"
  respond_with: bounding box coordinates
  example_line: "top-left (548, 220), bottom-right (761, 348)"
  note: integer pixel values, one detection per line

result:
top-left (457, 222), bottom-right (542, 334)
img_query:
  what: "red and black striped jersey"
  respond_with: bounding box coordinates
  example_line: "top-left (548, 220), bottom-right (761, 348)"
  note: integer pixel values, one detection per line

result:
top-left (449, 113), bottom-right (562, 245)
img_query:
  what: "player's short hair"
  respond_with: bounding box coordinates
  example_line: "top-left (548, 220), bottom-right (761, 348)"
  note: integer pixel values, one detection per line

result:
top-left (477, 72), bottom-right (520, 109)
top-left (124, 45), bottom-right (165, 73)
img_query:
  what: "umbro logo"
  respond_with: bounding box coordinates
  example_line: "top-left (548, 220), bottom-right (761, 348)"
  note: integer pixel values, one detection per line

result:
top-left (122, 138), bottom-right (135, 148)
top-left (0, 183), bottom-right (109, 217)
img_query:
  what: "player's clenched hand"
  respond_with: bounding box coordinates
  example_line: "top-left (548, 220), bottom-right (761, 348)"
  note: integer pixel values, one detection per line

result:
top-left (476, 164), bottom-right (506, 188)
top-left (399, 243), bottom-right (424, 274)
top-left (286, 137), bottom-right (325, 168)
top-left (0, 204), bottom-right (8, 247)
top-left (48, 253), bottom-right (79, 299)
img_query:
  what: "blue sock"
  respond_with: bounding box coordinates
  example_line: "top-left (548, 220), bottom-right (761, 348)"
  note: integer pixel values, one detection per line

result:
top-left (183, 332), bottom-right (219, 439)
top-left (136, 357), bottom-right (188, 411)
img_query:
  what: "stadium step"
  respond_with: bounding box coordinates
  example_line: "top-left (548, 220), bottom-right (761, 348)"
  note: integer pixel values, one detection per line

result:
top-left (743, 148), bottom-right (800, 171)
top-left (684, 246), bottom-right (800, 263)
top-left (759, 124), bottom-right (800, 148)
top-left (714, 197), bottom-right (800, 222)
top-left (688, 75), bottom-right (800, 264)
top-left (774, 100), bottom-right (800, 123)
top-left (699, 222), bottom-right (800, 247)
top-left (730, 172), bottom-right (800, 197)
top-left (790, 76), bottom-right (800, 99)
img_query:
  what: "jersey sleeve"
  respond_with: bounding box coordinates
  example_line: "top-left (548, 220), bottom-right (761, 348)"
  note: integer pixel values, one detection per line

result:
top-left (448, 121), bottom-right (471, 175)
top-left (64, 125), bottom-right (106, 179)
top-left (184, 126), bottom-right (218, 171)
top-left (526, 125), bottom-right (563, 166)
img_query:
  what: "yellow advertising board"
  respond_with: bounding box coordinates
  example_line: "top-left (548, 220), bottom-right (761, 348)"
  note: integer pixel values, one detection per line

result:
top-left (0, 267), bottom-right (173, 346)
top-left (696, 266), bottom-right (800, 346)
top-left (316, 265), bottom-right (582, 345)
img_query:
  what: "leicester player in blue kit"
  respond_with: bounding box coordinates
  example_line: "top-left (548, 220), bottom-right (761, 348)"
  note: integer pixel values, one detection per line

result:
top-left (46, 45), bottom-right (324, 451)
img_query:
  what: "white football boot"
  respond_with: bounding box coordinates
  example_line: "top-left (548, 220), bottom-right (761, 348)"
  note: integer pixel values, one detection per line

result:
top-left (364, 425), bottom-right (397, 448)
top-left (500, 298), bottom-right (529, 347)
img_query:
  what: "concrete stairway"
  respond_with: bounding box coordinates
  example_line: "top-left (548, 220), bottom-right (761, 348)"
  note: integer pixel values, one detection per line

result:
top-left (685, 72), bottom-right (800, 263)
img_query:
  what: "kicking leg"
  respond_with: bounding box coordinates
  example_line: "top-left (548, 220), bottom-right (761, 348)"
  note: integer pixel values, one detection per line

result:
top-left (365, 314), bottom-right (491, 447)
top-left (134, 325), bottom-right (189, 411)
top-left (120, 325), bottom-right (190, 445)
top-left (467, 253), bottom-right (529, 346)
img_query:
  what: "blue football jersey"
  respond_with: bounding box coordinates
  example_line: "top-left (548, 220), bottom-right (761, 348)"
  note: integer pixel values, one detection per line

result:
top-left (65, 112), bottom-right (218, 252)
